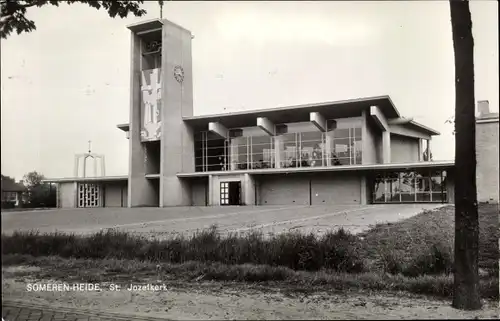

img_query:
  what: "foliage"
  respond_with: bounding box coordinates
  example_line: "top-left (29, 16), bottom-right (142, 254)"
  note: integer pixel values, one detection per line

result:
top-left (1, 227), bottom-right (366, 274)
top-left (2, 253), bottom-right (499, 300)
top-left (445, 115), bottom-right (457, 135)
top-left (1, 174), bottom-right (16, 184)
top-left (22, 170), bottom-right (56, 207)
top-left (23, 170), bottom-right (44, 188)
top-left (2, 204), bottom-right (498, 300)
top-left (2, 204), bottom-right (498, 276)
top-left (24, 183), bottom-right (56, 207)
top-left (0, 0), bottom-right (148, 39)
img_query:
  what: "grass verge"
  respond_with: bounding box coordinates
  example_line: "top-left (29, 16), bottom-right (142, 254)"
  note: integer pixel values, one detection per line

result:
top-left (358, 204), bottom-right (499, 276)
top-left (2, 254), bottom-right (498, 300)
top-left (2, 204), bottom-right (498, 299)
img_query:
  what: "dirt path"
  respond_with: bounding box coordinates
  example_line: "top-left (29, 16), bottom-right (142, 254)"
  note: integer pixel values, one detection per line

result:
top-left (2, 266), bottom-right (498, 320)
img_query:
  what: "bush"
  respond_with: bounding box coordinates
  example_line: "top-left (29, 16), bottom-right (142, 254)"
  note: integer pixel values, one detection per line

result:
top-left (403, 243), bottom-right (454, 277)
top-left (25, 184), bottom-right (57, 208)
top-left (1, 227), bottom-right (365, 273)
top-left (378, 248), bottom-right (405, 275)
top-left (319, 229), bottom-right (365, 273)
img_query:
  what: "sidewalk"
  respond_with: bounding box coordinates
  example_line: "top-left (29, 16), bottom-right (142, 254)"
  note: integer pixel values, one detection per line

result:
top-left (1, 299), bottom-right (170, 321)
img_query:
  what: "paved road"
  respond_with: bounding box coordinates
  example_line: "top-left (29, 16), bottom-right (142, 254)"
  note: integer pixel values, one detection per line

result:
top-left (1, 204), bottom-right (445, 237)
top-left (1, 301), bottom-right (167, 321)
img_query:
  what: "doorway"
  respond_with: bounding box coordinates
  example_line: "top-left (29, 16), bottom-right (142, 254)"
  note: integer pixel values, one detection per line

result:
top-left (220, 181), bottom-right (241, 205)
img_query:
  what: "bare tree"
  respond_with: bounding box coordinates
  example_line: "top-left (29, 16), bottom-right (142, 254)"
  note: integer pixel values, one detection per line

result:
top-left (449, 0), bottom-right (481, 310)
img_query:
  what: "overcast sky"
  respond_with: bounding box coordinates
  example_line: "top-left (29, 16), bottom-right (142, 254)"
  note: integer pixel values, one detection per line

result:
top-left (1, 1), bottom-right (498, 180)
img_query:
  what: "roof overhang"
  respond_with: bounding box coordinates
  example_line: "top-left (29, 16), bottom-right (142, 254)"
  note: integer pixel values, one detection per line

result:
top-left (183, 95), bottom-right (400, 131)
top-left (127, 19), bottom-right (163, 34)
top-left (406, 120), bottom-right (440, 136)
top-left (387, 118), bottom-right (440, 136)
top-left (42, 176), bottom-right (128, 183)
top-left (117, 123), bottom-right (130, 132)
top-left (177, 160), bottom-right (455, 178)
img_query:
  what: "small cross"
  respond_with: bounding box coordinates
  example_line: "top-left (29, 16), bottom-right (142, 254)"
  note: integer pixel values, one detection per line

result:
top-left (159, 1), bottom-right (164, 19)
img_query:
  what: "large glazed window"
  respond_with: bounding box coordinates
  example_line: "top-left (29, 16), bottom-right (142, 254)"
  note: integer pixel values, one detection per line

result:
top-left (250, 135), bottom-right (274, 169)
top-left (416, 169), bottom-right (431, 202)
top-left (194, 132), bottom-right (228, 172)
top-left (300, 131), bottom-right (325, 167)
top-left (373, 174), bottom-right (385, 202)
top-left (193, 117), bottom-right (364, 173)
top-left (372, 170), bottom-right (448, 203)
top-left (325, 118), bottom-right (362, 166)
top-left (431, 170), bottom-right (447, 202)
top-left (399, 171), bottom-right (416, 202)
top-left (230, 136), bottom-right (249, 170)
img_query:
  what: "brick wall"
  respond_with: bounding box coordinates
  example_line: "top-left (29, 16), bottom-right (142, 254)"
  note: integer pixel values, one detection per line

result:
top-left (476, 119), bottom-right (499, 203)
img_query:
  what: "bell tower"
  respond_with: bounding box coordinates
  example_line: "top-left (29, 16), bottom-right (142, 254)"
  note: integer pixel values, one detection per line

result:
top-left (126, 19), bottom-right (194, 207)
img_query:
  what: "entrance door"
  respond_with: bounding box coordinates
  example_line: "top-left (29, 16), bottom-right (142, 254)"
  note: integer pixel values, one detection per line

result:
top-left (220, 181), bottom-right (241, 205)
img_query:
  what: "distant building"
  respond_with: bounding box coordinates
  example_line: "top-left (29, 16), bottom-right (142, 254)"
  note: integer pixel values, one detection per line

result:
top-left (44, 19), bottom-right (497, 208)
top-left (1, 176), bottom-right (27, 207)
top-left (475, 100), bottom-right (499, 203)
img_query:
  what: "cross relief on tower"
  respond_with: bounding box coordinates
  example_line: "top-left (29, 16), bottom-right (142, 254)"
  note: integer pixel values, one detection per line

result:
top-left (140, 68), bottom-right (162, 141)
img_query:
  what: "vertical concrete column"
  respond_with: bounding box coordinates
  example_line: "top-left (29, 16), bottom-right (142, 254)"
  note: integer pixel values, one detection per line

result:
top-left (325, 134), bottom-right (332, 166)
top-left (208, 175), bottom-right (214, 206)
top-left (274, 136), bottom-right (283, 168)
top-left (382, 131), bottom-right (391, 163)
top-left (244, 173), bottom-right (256, 205)
top-left (159, 21), bottom-right (195, 207)
top-left (128, 31), bottom-right (157, 207)
top-left (418, 139), bottom-right (423, 161)
top-left (360, 175), bottom-right (367, 205)
top-left (427, 139), bottom-right (432, 161)
top-left (73, 182), bottom-right (78, 208)
top-left (56, 183), bottom-right (60, 208)
top-left (361, 110), bottom-right (368, 165)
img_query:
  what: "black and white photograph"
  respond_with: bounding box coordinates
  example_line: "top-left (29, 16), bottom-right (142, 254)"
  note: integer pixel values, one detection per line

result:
top-left (1, 0), bottom-right (498, 319)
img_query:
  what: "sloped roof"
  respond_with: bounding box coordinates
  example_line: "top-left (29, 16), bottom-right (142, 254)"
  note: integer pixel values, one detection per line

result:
top-left (1, 177), bottom-right (26, 192)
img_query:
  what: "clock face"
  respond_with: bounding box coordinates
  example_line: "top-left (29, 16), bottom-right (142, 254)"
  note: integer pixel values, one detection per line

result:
top-left (173, 65), bottom-right (184, 83)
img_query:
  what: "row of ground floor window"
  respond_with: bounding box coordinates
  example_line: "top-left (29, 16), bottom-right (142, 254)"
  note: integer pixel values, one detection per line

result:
top-left (57, 169), bottom-right (453, 208)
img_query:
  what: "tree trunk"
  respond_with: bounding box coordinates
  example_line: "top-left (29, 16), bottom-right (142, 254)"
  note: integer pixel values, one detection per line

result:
top-left (450, 0), bottom-right (481, 310)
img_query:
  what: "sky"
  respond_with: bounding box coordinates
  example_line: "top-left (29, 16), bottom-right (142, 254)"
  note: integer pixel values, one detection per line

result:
top-left (1, 0), bottom-right (498, 180)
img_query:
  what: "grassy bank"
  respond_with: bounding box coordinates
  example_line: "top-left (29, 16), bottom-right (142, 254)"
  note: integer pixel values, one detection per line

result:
top-left (2, 204), bottom-right (498, 299)
top-left (358, 203), bottom-right (499, 275)
top-left (2, 254), bottom-right (498, 300)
